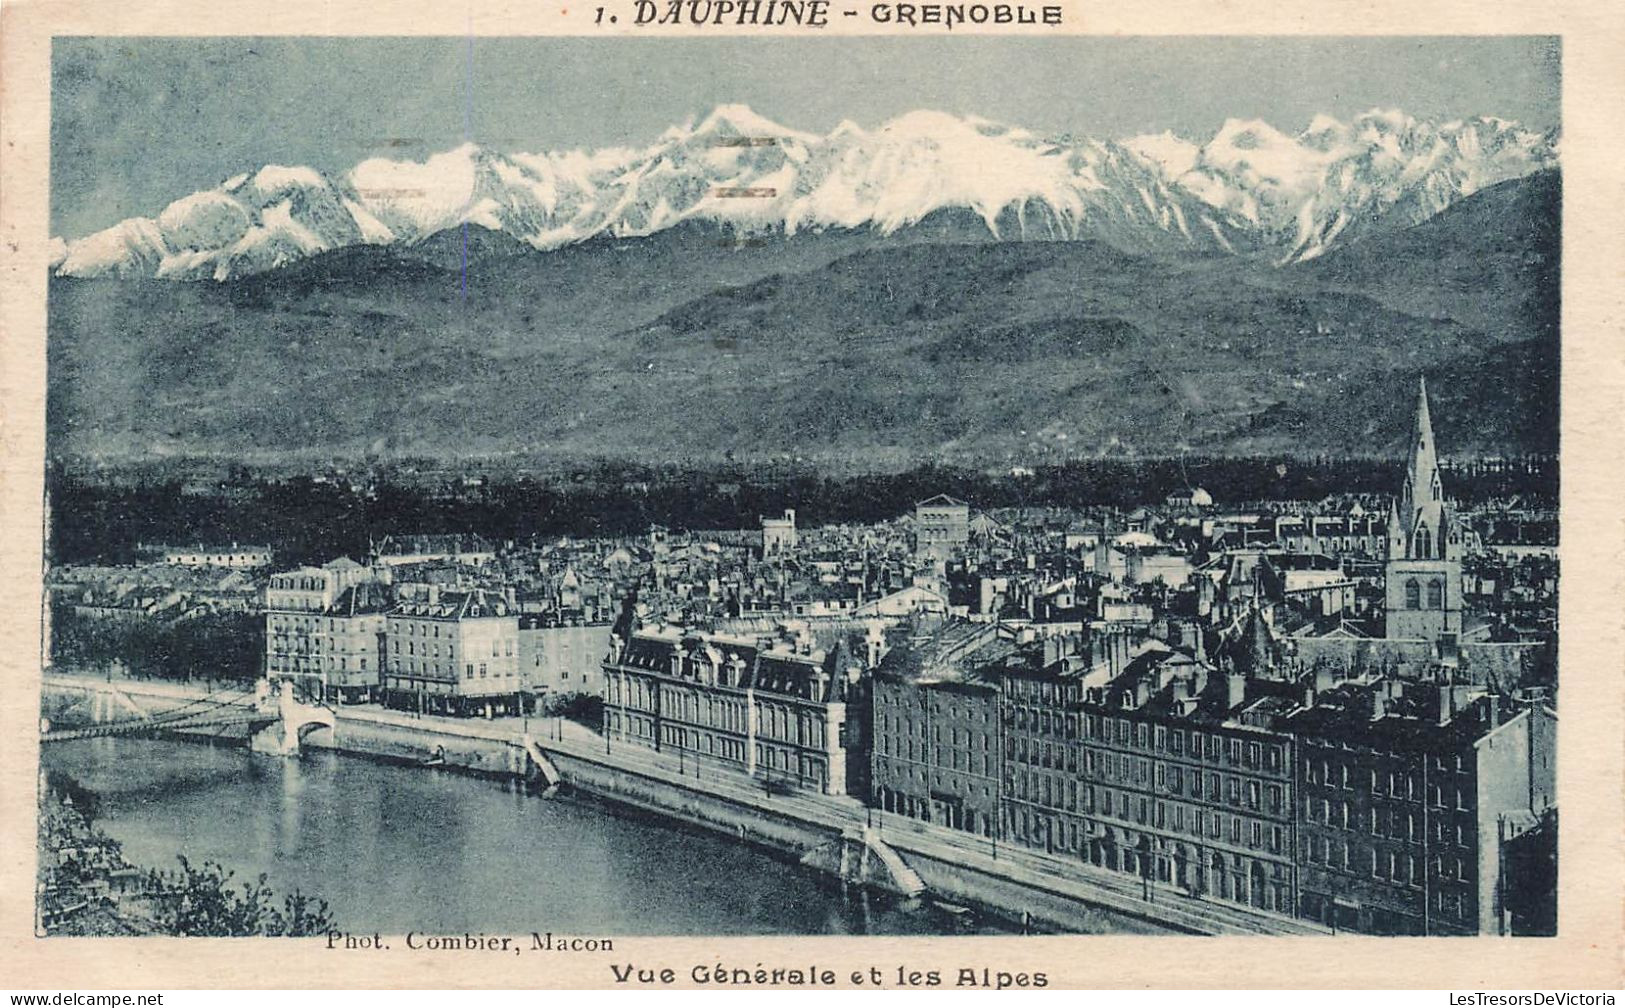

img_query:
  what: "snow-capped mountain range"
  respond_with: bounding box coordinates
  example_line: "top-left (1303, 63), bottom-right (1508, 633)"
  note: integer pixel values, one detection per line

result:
top-left (50, 104), bottom-right (1558, 281)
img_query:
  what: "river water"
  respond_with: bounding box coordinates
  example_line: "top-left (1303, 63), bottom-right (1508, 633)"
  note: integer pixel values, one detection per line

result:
top-left (42, 736), bottom-right (1004, 936)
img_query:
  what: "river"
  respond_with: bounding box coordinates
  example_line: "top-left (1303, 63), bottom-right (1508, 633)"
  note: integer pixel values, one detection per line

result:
top-left (42, 735), bottom-right (1006, 936)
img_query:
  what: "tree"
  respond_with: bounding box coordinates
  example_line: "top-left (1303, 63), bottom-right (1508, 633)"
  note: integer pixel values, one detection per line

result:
top-left (156, 856), bottom-right (333, 937)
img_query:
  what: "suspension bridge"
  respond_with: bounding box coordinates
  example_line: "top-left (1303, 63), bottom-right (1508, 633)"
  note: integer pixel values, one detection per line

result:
top-left (40, 678), bottom-right (337, 756)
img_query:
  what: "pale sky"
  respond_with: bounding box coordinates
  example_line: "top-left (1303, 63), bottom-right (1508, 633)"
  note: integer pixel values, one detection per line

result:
top-left (52, 36), bottom-right (1559, 239)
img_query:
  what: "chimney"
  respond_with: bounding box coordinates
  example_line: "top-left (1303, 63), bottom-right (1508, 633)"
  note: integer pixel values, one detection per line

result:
top-left (504, 586), bottom-right (516, 608)
top-left (427, 584), bottom-right (440, 606)
top-left (1043, 636), bottom-right (1063, 667)
top-left (865, 621), bottom-right (885, 668)
top-left (1436, 682), bottom-right (1458, 726)
top-left (1436, 632), bottom-right (1461, 667)
top-left (1225, 671), bottom-right (1246, 711)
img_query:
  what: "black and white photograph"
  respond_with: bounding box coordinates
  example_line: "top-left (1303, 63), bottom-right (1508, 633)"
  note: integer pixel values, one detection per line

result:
top-left (32, 33), bottom-right (1563, 949)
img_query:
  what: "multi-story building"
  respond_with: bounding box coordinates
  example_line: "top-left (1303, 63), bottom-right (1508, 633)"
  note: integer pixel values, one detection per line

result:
top-left (761, 509), bottom-right (797, 556)
top-left (264, 557), bottom-right (370, 614)
top-left (1287, 677), bottom-right (1556, 935)
top-left (914, 495), bottom-right (970, 560)
top-left (518, 617), bottom-right (613, 698)
top-left (871, 616), bottom-right (1302, 916)
top-left (265, 557), bottom-right (376, 698)
top-left (1277, 514), bottom-right (1386, 559)
top-left (870, 621), bottom-right (1008, 834)
top-left (1019, 635), bottom-right (1300, 915)
top-left (383, 587), bottom-right (522, 716)
top-left (370, 533), bottom-right (497, 569)
top-left (319, 582), bottom-right (394, 703)
top-left (602, 624), bottom-right (864, 795)
top-left (150, 543), bottom-right (276, 570)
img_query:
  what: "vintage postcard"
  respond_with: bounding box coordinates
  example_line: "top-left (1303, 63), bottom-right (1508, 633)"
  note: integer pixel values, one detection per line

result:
top-left (1, 0), bottom-right (1621, 992)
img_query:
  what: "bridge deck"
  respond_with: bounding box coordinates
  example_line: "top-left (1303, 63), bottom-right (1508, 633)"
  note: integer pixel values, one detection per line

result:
top-left (40, 711), bottom-right (273, 743)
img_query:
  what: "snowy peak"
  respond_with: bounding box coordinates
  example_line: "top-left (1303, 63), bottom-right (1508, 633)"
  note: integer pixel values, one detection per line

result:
top-left (52, 106), bottom-right (1558, 279)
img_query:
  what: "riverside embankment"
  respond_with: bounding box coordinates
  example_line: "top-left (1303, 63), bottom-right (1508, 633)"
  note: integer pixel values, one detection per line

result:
top-left (40, 672), bottom-right (1328, 936)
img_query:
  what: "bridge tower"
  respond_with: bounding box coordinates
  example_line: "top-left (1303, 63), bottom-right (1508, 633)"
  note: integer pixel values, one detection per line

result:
top-left (249, 680), bottom-right (337, 756)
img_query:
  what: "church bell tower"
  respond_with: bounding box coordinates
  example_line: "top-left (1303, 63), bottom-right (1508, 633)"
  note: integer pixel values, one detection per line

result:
top-left (1384, 379), bottom-right (1463, 642)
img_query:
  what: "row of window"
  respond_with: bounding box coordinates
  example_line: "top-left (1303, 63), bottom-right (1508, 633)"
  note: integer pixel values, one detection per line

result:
top-left (1304, 837), bottom-right (1472, 887)
top-left (268, 615), bottom-right (380, 633)
top-left (1304, 784), bottom-right (1473, 830)
top-left (268, 655), bottom-right (368, 671)
top-left (607, 675), bottom-right (832, 749)
top-left (1401, 577), bottom-right (1447, 609)
top-left (1081, 715), bottom-right (1288, 773)
top-left (878, 737), bottom-right (996, 775)
top-left (1304, 756), bottom-right (1469, 791)
top-left (1008, 776), bottom-right (1290, 855)
top-left (389, 659), bottom-right (513, 680)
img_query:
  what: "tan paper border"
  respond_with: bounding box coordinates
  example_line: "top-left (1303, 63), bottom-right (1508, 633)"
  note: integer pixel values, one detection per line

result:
top-left (2, 0), bottom-right (1622, 989)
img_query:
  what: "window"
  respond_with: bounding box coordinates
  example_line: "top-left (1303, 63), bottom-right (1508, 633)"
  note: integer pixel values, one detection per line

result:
top-left (1427, 580), bottom-right (1443, 609)
top-left (1404, 579), bottom-right (1421, 609)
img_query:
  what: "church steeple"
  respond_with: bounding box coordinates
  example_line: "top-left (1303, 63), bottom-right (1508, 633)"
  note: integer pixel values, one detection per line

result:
top-left (1402, 377), bottom-right (1442, 519)
top-left (1384, 377), bottom-right (1462, 642)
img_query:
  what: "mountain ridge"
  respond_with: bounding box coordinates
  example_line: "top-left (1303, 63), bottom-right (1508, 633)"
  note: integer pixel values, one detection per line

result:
top-left (52, 105), bottom-right (1557, 281)
top-left (46, 171), bottom-right (1559, 466)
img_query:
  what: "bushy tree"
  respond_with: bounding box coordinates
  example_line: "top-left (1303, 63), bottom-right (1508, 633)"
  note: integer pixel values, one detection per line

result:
top-left (156, 856), bottom-right (333, 937)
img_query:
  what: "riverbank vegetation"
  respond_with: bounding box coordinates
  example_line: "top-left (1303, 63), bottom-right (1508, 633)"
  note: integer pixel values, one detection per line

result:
top-left (48, 608), bottom-right (262, 683)
top-left (38, 771), bottom-right (334, 936)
